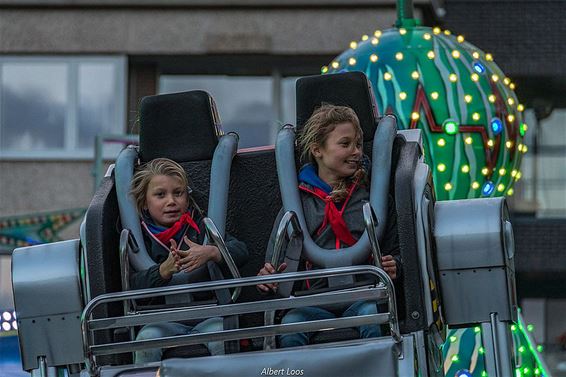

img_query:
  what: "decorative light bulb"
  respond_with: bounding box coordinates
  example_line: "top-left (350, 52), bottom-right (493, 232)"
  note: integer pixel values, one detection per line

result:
top-left (438, 163), bottom-right (447, 172)
top-left (433, 27), bottom-right (441, 34)
top-left (443, 119), bottom-right (459, 135)
top-left (452, 50), bottom-right (461, 58)
top-left (472, 51), bottom-right (480, 59)
top-left (374, 30), bottom-right (382, 37)
top-left (497, 184), bottom-right (505, 192)
top-left (361, 34), bottom-right (369, 41)
top-left (350, 41), bottom-right (358, 49)
top-left (472, 181), bottom-right (480, 189)
top-left (507, 188), bottom-right (514, 196)
top-left (491, 74), bottom-right (499, 82)
top-left (412, 71), bottom-right (420, 80)
top-left (506, 141), bottom-right (513, 149)
top-left (503, 77), bottom-right (511, 85)
top-left (457, 35), bottom-right (465, 43)
top-left (481, 167), bottom-right (489, 175)
top-left (395, 52), bottom-right (404, 61)
top-left (508, 98), bottom-right (515, 106)
top-left (472, 112), bottom-right (480, 121)
top-left (424, 33), bottom-right (432, 40)
top-left (437, 138), bottom-right (446, 147)
top-left (331, 61), bottom-right (339, 69)
top-left (516, 171), bottom-right (522, 180)
top-left (444, 30), bottom-right (451, 35)
top-left (520, 123), bottom-right (528, 136)
top-left (399, 92), bottom-right (407, 100)
top-left (445, 183), bottom-right (453, 191)
top-left (431, 92), bottom-right (439, 100)
top-left (427, 50), bottom-right (435, 59)
top-left (449, 73), bottom-right (458, 82)
top-left (522, 145), bottom-right (528, 153)
top-left (482, 181), bottom-right (495, 196)
top-left (371, 38), bottom-right (379, 45)
top-left (491, 118), bottom-right (503, 135)
top-left (499, 168), bottom-right (507, 175)
top-left (488, 94), bottom-right (496, 103)
top-left (511, 169), bottom-right (517, 177)
top-left (461, 165), bottom-right (470, 173)
top-left (510, 82), bottom-right (516, 90)
top-left (321, 66), bottom-right (329, 74)
top-left (464, 95), bottom-right (472, 103)
top-left (384, 72), bottom-right (392, 81)
top-left (471, 73), bottom-right (479, 82)
top-left (487, 139), bottom-right (494, 147)
top-left (399, 28), bottom-right (407, 35)
top-left (465, 136), bottom-right (473, 144)
top-left (348, 57), bottom-right (357, 66)
top-left (486, 53), bottom-right (493, 61)
top-left (507, 114), bottom-right (515, 123)
top-left (370, 54), bottom-right (378, 63)
top-left (411, 112), bottom-right (420, 121)
top-left (517, 104), bottom-right (525, 112)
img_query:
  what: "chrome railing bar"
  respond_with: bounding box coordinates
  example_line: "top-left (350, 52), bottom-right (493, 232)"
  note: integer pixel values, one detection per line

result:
top-left (363, 202), bottom-right (383, 269)
top-left (271, 210), bottom-right (302, 269)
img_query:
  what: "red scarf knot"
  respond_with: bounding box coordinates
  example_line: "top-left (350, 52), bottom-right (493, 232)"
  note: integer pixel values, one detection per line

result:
top-left (155, 211), bottom-right (200, 245)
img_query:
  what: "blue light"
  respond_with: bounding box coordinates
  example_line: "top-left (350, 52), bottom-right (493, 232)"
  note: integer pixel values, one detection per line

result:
top-left (473, 62), bottom-right (486, 74)
top-left (482, 181), bottom-right (495, 196)
top-left (491, 117), bottom-right (503, 135)
top-left (456, 370), bottom-right (473, 377)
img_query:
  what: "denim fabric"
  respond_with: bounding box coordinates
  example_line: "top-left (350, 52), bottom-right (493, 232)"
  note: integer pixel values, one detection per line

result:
top-left (279, 300), bottom-right (381, 348)
top-left (134, 317), bottom-right (224, 362)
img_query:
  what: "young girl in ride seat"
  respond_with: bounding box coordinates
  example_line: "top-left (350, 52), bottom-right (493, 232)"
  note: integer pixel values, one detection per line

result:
top-left (257, 104), bottom-right (401, 348)
top-left (129, 158), bottom-right (248, 362)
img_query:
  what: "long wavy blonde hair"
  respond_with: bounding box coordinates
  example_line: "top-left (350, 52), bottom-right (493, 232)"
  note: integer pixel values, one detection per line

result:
top-left (298, 104), bottom-right (366, 202)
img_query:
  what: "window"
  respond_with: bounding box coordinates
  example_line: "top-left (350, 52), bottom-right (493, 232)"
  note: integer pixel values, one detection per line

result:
top-left (0, 56), bottom-right (126, 159)
top-left (160, 74), bottom-right (301, 149)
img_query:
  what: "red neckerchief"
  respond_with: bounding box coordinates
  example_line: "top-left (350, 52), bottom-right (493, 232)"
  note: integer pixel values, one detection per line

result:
top-left (154, 211), bottom-right (200, 245)
top-left (299, 180), bottom-right (359, 249)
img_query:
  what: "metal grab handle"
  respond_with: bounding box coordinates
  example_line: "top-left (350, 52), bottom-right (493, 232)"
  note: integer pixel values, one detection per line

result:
top-left (203, 217), bottom-right (241, 302)
top-left (363, 202), bottom-right (383, 269)
top-left (271, 210), bottom-right (302, 269)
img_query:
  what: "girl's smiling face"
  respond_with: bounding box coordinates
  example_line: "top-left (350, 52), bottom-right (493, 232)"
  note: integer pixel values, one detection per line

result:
top-left (311, 121), bottom-right (362, 187)
top-left (144, 174), bottom-right (188, 228)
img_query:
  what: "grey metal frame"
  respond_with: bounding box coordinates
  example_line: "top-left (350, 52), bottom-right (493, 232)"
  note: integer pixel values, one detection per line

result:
top-left (81, 266), bottom-right (401, 376)
top-left (363, 202), bottom-right (383, 269)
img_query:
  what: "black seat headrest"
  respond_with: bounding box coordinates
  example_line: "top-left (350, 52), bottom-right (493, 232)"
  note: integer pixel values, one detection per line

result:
top-left (295, 72), bottom-right (380, 141)
top-left (139, 90), bottom-right (223, 162)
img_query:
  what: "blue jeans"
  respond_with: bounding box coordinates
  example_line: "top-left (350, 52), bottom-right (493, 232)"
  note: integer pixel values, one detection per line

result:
top-left (279, 300), bottom-right (381, 348)
top-left (134, 317), bottom-right (224, 363)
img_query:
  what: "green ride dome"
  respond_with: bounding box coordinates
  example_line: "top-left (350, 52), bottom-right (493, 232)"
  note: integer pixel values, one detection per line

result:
top-left (324, 25), bottom-right (528, 201)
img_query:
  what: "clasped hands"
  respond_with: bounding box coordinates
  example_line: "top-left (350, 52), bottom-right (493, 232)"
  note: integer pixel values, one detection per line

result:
top-left (158, 236), bottom-right (222, 280)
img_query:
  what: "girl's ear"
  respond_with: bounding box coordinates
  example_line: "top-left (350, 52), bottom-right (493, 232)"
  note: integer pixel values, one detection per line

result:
top-left (311, 144), bottom-right (322, 159)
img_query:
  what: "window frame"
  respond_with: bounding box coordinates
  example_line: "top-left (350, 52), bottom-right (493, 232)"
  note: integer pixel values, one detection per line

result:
top-left (0, 55), bottom-right (127, 160)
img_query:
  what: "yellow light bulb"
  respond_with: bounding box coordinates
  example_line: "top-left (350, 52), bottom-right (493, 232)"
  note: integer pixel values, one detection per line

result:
top-left (433, 27), bottom-right (441, 34)
top-left (411, 112), bottom-right (420, 121)
top-left (444, 30), bottom-right (451, 35)
top-left (464, 95), bottom-right (472, 103)
top-left (321, 66), bottom-right (328, 73)
top-left (461, 165), bottom-right (470, 173)
top-left (497, 184), bottom-right (505, 192)
top-left (472, 181), bottom-right (480, 189)
top-left (399, 28), bottom-right (407, 35)
top-left (516, 171), bottom-right (522, 180)
top-left (438, 163), bottom-right (446, 172)
top-left (412, 71), bottom-right (420, 80)
top-left (331, 61), bottom-right (339, 69)
top-left (507, 188), bottom-right (514, 196)
top-left (488, 94), bottom-right (496, 103)
top-left (452, 50), bottom-right (461, 58)
top-left (503, 77), bottom-right (511, 85)
top-left (361, 34), bottom-right (369, 41)
top-left (465, 136), bottom-right (473, 144)
top-left (472, 51), bottom-right (480, 59)
top-left (370, 54), bottom-right (378, 63)
top-left (472, 112), bottom-right (480, 121)
top-left (517, 144), bottom-right (523, 152)
top-left (523, 145), bottom-right (528, 153)
top-left (457, 35), bottom-right (465, 43)
top-left (491, 74), bottom-right (499, 82)
top-left (517, 104), bottom-right (525, 112)
top-left (486, 53), bottom-right (493, 61)
top-left (348, 57), bottom-right (357, 66)
top-left (507, 114), bottom-right (515, 123)
top-left (374, 30), bottom-right (382, 37)
top-left (399, 92), bottom-right (407, 100)
top-left (431, 92), bottom-right (439, 100)
top-left (471, 73), bottom-right (479, 82)
top-left (506, 141), bottom-right (513, 149)
top-left (511, 169), bottom-right (518, 177)
top-left (523, 123), bottom-right (529, 132)
top-left (499, 168), bottom-right (507, 176)
top-left (371, 38), bottom-right (379, 45)
top-left (482, 167), bottom-right (489, 175)
top-left (350, 41), bottom-right (358, 49)
top-left (437, 138), bottom-right (446, 147)
top-left (395, 52), bottom-right (404, 61)
top-left (508, 98), bottom-right (515, 106)
top-left (509, 82), bottom-right (516, 90)
top-left (444, 182), bottom-right (453, 191)
top-left (427, 50), bottom-right (435, 59)
top-left (449, 74), bottom-right (458, 82)
top-left (424, 33), bottom-right (432, 40)
top-left (384, 72), bottom-right (392, 81)
top-left (487, 139), bottom-right (494, 147)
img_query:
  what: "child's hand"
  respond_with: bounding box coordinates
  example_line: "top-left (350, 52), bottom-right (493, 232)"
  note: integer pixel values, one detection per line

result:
top-left (381, 255), bottom-right (397, 280)
top-left (177, 236), bottom-right (222, 272)
top-left (158, 242), bottom-right (180, 280)
top-left (257, 262), bottom-right (287, 293)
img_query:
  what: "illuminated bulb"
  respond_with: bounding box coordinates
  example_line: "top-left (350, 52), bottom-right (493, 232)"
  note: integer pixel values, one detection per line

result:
top-left (517, 144), bottom-right (523, 152)
top-left (427, 50), bottom-right (435, 59)
top-left (374, 30), bottom-right (382, 37)
top-left (507, 188), bottom-right (514, 196)
top-left (518, 346), bottom-right (525, 353)
top-left (508, 98), bottom-right (515, 106)
top-left (461, 165), bottom-right (470, 173)
top-left (464, 95), bottom-right (472, 103)
top-left (510, 82), bottom-right (516, 90)
top-left (12, 321), bottom-right (17, 330)
top-left (445, 183), bottom-right (453, 191)
top-left (437, 138), bottom-right (446, 147)
top-left (384, 72), bottom-right (392, 81)
top-left (472, 181), bottom-right (480, 189)
top-left (499, 168), bottom-right (507, 175)
top-left (473, 62), bottom-right (486, 74)
top-left (452, 50), bottom-right (461, 58)
top-left (465, 136), bottom-right (473, 145)
top-left (507, 114), bottom-right (515, 123)
top-left (488, 94), bottom-right (496, 103)
top-left (537, 345), bottom-right (543, 352)
top-left (504, 77), bottom-right (511, 85)
top-left (471, 73), bottom-right (479, 82)
top-left (399, 92), bottom-right (407, 100)
top-left (438, 163), bottom-right (447, 172)
top-left (370, 54), bottom-right (378, 63)
top-left (457, 35), bottom-right (465, 43)
top-left (451, 354), bottom-right (458, 362)
top-left (497, 184), bottom-right (505, 192)
top-left (350, 41), bottom-right (358, 49)
top-left (444, 30), bottom-right (451, 35)
top-left (411, 112), bottom-right (420, 121)
top-left (472, 112), bottom-right (480, 121)
top-left (487, 139), bottom-right (494, 147)
top-left (516, 171), bottom-right (522, 180)
top-left (491, 74), bottom-right (499, 82)
top-left (450, 335), bottom-right (457, 342)
top-left (506, 141), bottom-right (513, 149)
top-left (511, 169), bottom-right (517, 177)
top-left (517, 104), bottom-right (525, 112)
top-left (523, 145), bottom-right (528, 153)
top-left (486, 53), bottom-right (493, 61)
top-left (395, 52), bottom-right (404, 61)
top-left (361, 34), bottom-right (369, 41)
top-left (472, 51), bottom-right (480, 59)
top-left (443, 119), bottom-right (459, 134)
top-left (481, 167), bottom-right (489, 176)
top-left (411, 71), bottom-right (420, 80)
top-left (474, 326), bottom-right (481, 333)
top-left (449, 74), bottom-right (457, 82)
top-left (431, 92), bottom-right (439, 100)
top-left (348, 57), bottom-right (357, 66)
top-left (511, 324), bottom-right (517, 331)
top-left (433, 27), bottom-right (441, 34)
top-left (527, 324), bottom-right (534, 332)
top-left (520, 123), bottom-right (528, 136)
top-left (371, 38), bottom-right (379, 45)
top-left (2, 322), bottom-right (10, 331)
top-left (321, 66), bottom-right (329, 74)
top-left (331, 61), bottom-right (339, 69)
top-left (399, 28), bottom-right (407, 35)
top-left (2, 312), bottom-right (11, 321)
top-left (482, 181), bottom-right (495, 196)
top-left (423, 33), bottom-right (432, 40)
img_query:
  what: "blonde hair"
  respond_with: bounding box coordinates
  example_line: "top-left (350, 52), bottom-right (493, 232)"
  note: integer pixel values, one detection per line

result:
top-left (298, 104), bottom-right (366, 202)
top-left (130, 158), bottom-right (190, 215)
